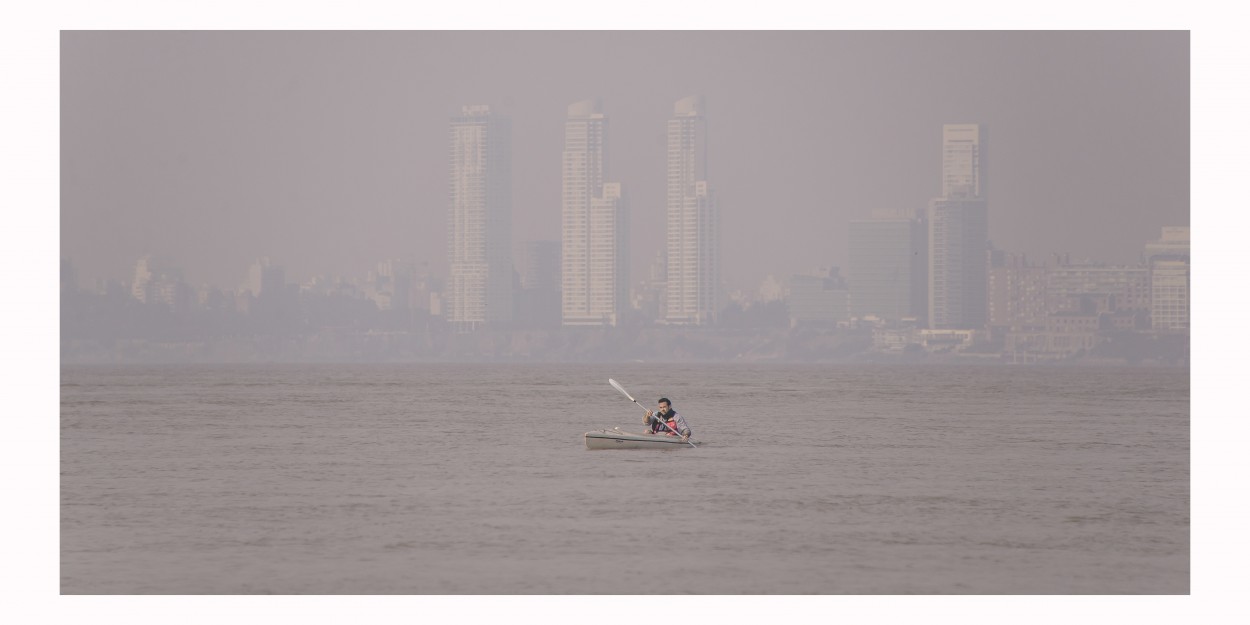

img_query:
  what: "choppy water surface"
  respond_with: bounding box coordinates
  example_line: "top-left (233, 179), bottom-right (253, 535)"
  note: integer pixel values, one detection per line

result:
top-left (61, 364), bottom-right (1188, 593)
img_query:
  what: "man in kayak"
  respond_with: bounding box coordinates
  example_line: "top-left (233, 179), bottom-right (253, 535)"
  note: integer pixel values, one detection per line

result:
top-left (644, 397), bottom-right (691, 442)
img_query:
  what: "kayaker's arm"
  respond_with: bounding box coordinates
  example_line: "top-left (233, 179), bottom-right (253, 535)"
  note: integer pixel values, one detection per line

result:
top-left (673, 414), bottom-right (691, 439)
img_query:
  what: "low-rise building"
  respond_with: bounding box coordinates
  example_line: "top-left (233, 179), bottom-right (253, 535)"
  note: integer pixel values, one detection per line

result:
top-left (788, 268), bottom-right (849, 327)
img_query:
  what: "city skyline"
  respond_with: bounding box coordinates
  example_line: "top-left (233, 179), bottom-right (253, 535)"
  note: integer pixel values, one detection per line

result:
top-left (60, 31), bottom-right (1189, 294)
top-left (60, 222), bottom-right (1188, 366)
top-left (59, 93), bottom-right (1188, 361)
top-left (64, 118), bottom-right (1186, 345)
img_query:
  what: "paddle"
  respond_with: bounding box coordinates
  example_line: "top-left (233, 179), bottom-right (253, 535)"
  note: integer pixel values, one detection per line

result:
top-left (608, 378), bottom-right (696, 447)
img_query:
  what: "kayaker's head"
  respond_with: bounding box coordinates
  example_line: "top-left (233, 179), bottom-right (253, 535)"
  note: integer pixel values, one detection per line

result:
top-left (656, 398), bottom-right (671, 415)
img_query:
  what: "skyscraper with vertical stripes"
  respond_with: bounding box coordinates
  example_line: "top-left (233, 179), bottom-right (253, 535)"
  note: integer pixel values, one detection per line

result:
top-left (448, 105), bottom-right (512, 332)
top-left (664, 95), bottom-right (718, 326)
top-left (561, 99), bottom-right (629, 326)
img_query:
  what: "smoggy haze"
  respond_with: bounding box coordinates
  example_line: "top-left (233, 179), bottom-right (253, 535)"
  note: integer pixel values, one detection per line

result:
top-left (60, 31), bottom-right (1189, 291)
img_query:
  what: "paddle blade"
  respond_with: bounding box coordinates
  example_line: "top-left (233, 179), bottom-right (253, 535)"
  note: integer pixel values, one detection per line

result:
top-left (608, 378), bottom-right (636, 403)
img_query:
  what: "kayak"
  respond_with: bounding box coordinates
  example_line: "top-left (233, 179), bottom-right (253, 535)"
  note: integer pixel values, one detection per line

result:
top-left (584, 428), bottom-right (699, 450)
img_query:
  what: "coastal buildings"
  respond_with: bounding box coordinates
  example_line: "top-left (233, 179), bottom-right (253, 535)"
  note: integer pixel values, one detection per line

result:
top-left (1147, 227), bottom-right (1190, 332)
top-left (1044, 259), bottom-right (1151, 316)
top-left (987, 251), bottom-right (1047, 332)
top-left (69, 107), bottom-right (1187, 364)
top-left (130, 255), bottom-right (191, 312)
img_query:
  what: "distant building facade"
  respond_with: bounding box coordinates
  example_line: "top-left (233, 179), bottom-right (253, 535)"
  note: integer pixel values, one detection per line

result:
top-left (929, 123), bottom-right (989, 330)
top-left (987, 250), bottom-right (1047, 332)
top-left (131, 254), bottom-right (191, 312)
top-left (368, 259), bottom-right (414, 312)
top-left (448, 105), bottom-right (512, 332)
top-left (632, 249), bottom-right (667, 323)
top-left (521, 240), bottom-right (561, 291)
top-left (561, 99), bottom-right (629, 327)
top-left (1146, 226), bottom-right (1189, 332)
top-left (518, 240), bottom-right (561, 329)
top-left (1150, 260), bottom-right (1189, 331)
top-left (664, 96), bottom-right (718, 326)
top-left (246, 256), bottom-right (285, 298)
top-left (942, 123), bottom-right (987, 199)
top-left (849, 208), bottom-right (928, 323)
top-left (928, 197), bottom-right (988, 329)
top-left (1045, 259), bottom-right (1150, 316)
top-left (788, 268), bottom-right (849, 327)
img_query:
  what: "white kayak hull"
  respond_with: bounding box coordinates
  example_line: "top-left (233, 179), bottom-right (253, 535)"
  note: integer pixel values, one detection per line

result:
top-left (584, 429), bottom-right (698, 450)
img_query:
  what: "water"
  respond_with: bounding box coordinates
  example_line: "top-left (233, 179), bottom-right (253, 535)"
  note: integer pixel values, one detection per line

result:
top-left (61, 363), bottom-right (1189, 594)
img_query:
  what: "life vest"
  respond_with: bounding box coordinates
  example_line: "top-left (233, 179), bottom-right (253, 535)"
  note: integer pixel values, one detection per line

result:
top-left (664, 418), bottom-right (679, 436)
top-left (651, 410), bottom-right (684, 436)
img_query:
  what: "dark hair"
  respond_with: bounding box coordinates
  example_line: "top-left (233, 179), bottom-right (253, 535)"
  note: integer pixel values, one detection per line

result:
top-left (658, 397), bottom-right (671, 406)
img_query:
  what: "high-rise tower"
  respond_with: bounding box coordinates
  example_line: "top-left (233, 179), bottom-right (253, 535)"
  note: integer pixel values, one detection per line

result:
top-left (941, 123), bottom-right (987, 199)
top-left (561, 99), bottom-right (629, 326)
top-left (664, 96), bottom-right (718, 326)
top-left (448, 105), bottom-right (512, 332)
top-left (849, 208), bottom-right (928, 323)
top-left (929, 123), bottom-right (989, 329)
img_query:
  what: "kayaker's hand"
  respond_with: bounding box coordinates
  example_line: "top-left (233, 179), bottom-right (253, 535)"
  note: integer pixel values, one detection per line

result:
top-left (681, 434), bottom-right (689, 443)
top-left (644, 409), bottom-right (653, 418)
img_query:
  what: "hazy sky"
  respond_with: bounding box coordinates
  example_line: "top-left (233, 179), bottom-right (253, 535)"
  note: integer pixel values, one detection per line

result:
top-left (61, 31), bottom-right (1189, 292)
